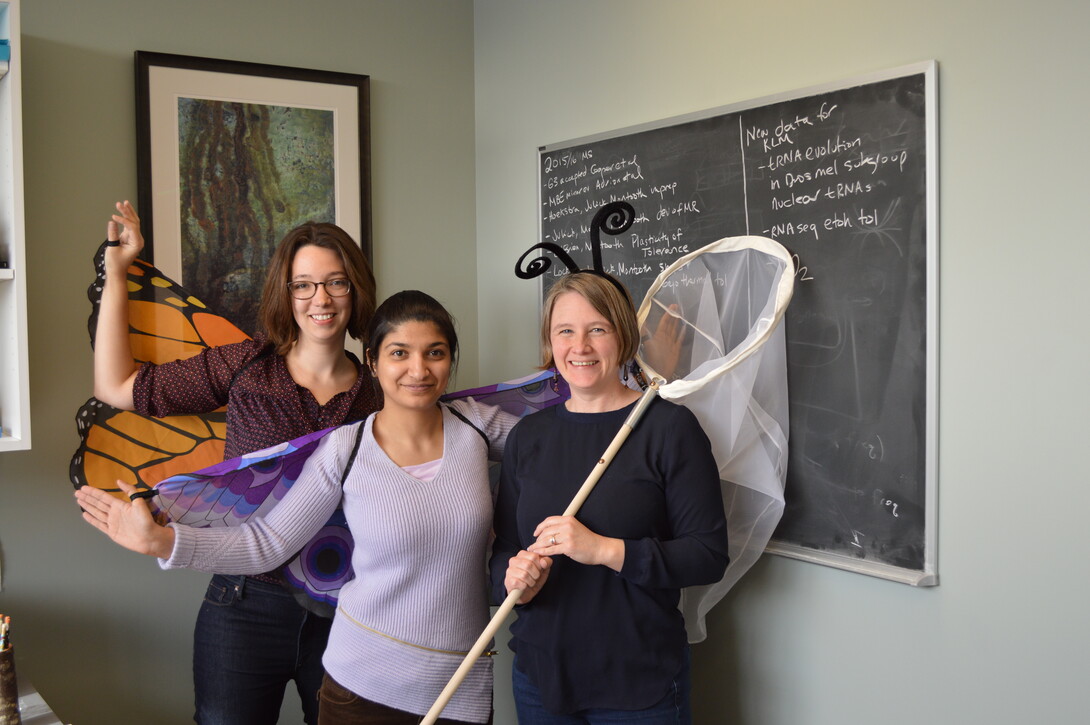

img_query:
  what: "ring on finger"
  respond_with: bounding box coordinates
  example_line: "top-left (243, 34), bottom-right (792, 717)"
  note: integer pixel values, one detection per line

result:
top-left (549, 535), bottom-right (557, 546)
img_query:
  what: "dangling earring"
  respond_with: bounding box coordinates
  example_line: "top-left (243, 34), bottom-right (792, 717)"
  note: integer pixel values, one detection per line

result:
top-left (622, 364), bottom-right (629, 383)
top-left (550, 368), bottom-right (560, 394)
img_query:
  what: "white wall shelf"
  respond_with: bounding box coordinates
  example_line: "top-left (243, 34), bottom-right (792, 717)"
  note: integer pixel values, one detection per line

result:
top-left (0, 0), bottom-right (28, 451)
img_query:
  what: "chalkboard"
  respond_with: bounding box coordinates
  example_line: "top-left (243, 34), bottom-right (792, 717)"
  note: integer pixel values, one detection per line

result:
top-left (537, 62), bottom-right (938, 586)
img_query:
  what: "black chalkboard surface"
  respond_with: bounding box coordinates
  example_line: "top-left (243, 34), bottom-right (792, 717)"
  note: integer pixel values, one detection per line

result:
top-left (538, 63), bottom-right (937, 585)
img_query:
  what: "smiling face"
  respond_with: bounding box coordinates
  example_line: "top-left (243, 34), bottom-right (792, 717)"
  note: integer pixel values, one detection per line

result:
top-left (370, 320), bottom-right (452, 414)
top-left (549, 290), bottom-right (624, 398)
top-left (289, 244), bottom-right (352, 346)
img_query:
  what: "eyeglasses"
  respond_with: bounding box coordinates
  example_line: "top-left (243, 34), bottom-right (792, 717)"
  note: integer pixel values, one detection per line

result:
top-left (286, 279), bottom-right (352, 299)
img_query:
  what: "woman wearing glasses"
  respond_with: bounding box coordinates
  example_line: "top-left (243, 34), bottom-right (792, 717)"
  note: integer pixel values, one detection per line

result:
top-left (93, 201), bottom-right (381, 725)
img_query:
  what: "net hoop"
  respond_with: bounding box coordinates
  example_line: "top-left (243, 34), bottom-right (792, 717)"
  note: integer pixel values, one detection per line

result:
top-left (634, 235), bottom-right (795, 399)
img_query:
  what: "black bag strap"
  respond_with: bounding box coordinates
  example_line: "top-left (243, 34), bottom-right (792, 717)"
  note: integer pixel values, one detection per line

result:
top-left (228, 342), bottom-right (276, 391)
top-left (335, 406), bottom-right (487, 487)
top-left (339, 423), bottom-right (367, 486)
top-left (442, 403), bottom-right (490, 448)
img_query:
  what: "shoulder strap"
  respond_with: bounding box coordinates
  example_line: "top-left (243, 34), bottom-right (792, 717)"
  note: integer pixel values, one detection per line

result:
top-left (339, 423), bottom-right (367, 486)
top-left (228, 341), bottom-right (275, 390)
top-left (443, 403), bottom-right (490, 448)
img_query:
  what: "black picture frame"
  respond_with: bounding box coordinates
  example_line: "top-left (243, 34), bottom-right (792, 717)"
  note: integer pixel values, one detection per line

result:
top-left (135, 51), bottom-right (371, 335)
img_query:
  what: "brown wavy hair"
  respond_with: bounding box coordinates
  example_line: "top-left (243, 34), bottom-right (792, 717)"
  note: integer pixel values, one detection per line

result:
top-left (259, 223), bottom-right (376, 355)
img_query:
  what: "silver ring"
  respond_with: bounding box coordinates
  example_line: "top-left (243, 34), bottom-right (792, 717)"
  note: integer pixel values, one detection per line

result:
top-left (550, 536), bottom-right (557, 546)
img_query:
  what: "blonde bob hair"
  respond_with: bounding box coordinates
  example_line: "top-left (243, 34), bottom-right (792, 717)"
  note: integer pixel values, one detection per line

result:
top-left (540, 272), bottom-right (639, 371)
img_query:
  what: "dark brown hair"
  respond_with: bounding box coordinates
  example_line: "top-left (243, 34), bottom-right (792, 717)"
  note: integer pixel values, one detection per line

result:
top-left (539, 272), bottom-right (639, 371)
top-left (364, 290), bottom-right (459, 379)
top-left (259, 222), bottom-right (376, 355)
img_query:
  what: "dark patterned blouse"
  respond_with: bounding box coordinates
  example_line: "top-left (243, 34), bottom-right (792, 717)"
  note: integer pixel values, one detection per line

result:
top-left (133, 338), bottom-right (381, 459)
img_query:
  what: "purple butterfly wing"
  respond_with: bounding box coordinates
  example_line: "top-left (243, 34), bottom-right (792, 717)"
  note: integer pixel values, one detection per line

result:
top-left (150, 371), bottom-right (569, 607)
top-left (152, 428), bottom-right (334, 527)
top-left (283, 509), bottom-right (354, 606)
top-left (440, 369), bottom-right (569, 416)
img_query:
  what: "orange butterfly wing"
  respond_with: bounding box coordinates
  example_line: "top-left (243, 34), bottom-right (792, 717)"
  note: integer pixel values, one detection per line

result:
top-left (70, 245), bottom-right (249, 499)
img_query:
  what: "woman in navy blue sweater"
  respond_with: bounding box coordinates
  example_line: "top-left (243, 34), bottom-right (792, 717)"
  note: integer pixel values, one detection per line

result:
top-left (489, 271), bottom-right (730, 724)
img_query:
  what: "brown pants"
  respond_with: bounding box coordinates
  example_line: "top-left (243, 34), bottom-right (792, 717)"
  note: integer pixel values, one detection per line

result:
top-left (317, 673), bottom-right (493, 725)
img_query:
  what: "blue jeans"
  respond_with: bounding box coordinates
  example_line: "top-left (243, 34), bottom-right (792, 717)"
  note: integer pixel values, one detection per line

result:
top-left (193, 574), bottom-right (333, 725)
top-left (510, 649), bottom-right (692, 724)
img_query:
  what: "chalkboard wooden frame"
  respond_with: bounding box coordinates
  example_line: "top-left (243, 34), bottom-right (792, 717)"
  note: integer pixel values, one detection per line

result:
top-left (537, 61), bottom-right (938, 587)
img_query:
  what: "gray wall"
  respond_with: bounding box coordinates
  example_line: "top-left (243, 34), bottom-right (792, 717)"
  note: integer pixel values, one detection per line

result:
top-left (0, 1), bottom-right (478, 722)
top-left (473, 1), bottom-right (1089, 724)
top-left (1, 0), bottom-right (1088, 723)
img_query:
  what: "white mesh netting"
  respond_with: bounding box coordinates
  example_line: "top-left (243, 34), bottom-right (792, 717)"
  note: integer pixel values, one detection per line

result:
top-left (635, 236), bottom-right (794, 642)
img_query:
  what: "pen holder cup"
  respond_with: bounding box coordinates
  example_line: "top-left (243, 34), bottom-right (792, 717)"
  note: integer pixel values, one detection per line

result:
top-left (0, 646), bottom-right (19, 725)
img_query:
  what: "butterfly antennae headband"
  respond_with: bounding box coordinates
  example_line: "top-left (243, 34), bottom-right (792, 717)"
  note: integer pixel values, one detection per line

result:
top-left (515, 201), bottom-right (635, 297)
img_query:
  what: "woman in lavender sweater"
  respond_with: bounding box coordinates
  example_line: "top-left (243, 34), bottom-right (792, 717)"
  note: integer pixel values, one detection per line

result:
top-left (95, 201), bottom-right (382, 725)
top-left (77, 290), bottom-right (516, 725)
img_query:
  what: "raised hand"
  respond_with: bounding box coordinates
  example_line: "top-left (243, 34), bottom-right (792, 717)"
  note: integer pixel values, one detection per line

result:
top-left (105, 200), bottom-right (145, 275)
top-left (641, 303), bottom-right (684, 381)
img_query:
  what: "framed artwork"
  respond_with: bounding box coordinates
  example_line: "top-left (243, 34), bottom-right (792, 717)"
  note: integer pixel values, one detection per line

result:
top-left (135, 51), bottom-right (371, 337)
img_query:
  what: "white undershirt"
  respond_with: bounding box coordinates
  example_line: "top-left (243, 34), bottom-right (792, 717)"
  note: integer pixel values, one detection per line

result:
top-left (401, 457), bottom-right (441, 482)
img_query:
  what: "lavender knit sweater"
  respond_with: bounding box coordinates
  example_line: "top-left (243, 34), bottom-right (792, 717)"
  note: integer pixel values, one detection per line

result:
top-left (162, 398), bottom-right (516, 722)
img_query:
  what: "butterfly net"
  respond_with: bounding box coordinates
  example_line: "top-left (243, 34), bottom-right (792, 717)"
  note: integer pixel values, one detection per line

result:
top-left (635, 236), bottom-right (794, 642)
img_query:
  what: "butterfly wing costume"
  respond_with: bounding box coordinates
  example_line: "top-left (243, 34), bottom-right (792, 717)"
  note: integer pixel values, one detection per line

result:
top-left (71, 242), bottom-right (569, 605)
